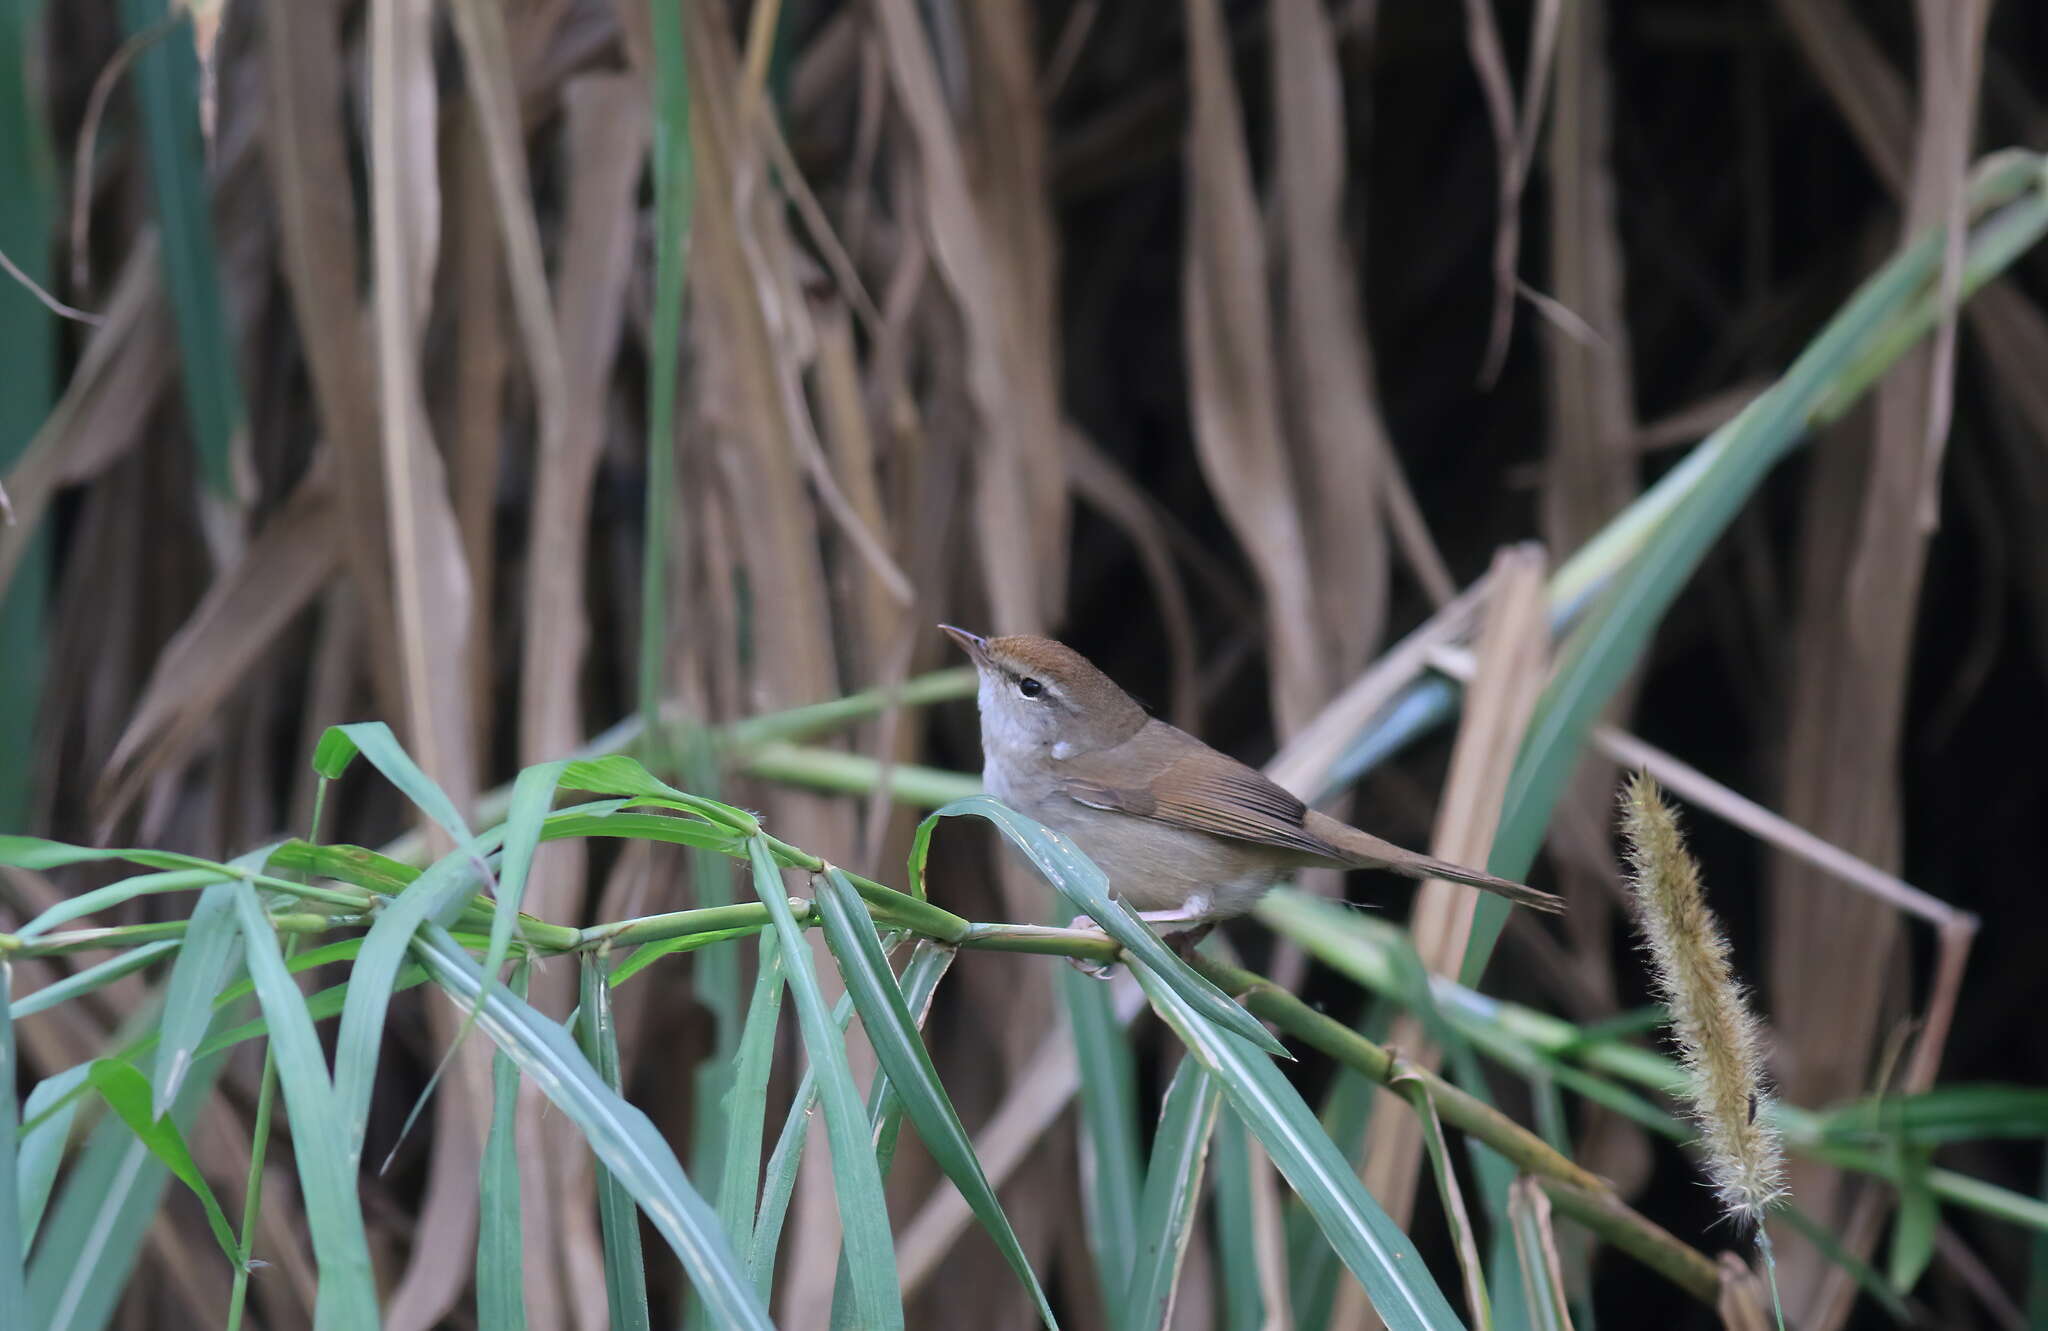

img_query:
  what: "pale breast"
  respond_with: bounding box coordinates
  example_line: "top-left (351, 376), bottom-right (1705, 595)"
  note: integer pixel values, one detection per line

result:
top-left (985, 757), bottom-right (1280, 918)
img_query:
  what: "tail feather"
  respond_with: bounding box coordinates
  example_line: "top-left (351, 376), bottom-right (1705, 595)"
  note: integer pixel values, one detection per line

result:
top-left (1304, 810), bottom-right (1566, 914)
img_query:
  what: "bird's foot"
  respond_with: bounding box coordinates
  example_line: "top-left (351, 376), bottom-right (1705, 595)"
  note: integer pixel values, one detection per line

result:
top-left (1063, 914), bottom-right (1119, 979)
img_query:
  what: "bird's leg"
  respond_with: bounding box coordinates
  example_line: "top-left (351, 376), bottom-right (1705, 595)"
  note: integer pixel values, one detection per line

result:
top-left (1062, 905), bottom-right (1216, 978)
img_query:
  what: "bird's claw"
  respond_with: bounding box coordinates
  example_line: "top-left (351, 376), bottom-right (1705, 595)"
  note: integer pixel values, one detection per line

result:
top-left (1065, 915), bottom-right (1118, 979)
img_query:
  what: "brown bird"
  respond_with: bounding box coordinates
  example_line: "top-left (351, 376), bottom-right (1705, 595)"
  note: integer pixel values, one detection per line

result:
top-left (942, 627), bottom-right (1563, 948)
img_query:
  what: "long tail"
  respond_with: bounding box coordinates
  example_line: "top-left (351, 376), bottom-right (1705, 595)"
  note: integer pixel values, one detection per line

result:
top-left (1306, 811), bottom-right (1566, 914)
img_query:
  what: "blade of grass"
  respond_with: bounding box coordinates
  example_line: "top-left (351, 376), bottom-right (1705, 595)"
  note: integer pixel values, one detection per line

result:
top-left (714, 930), bottom-right (785, 1245)
top-left (920, 796), bottom-right (1288, 1058)
top-left (17, 867), bottom-right (224, 938)
top-left (744, 839), bottom-right (902, 1330)
top-left (747, 984), bottom-right (858, 1298)
top-left (641, 0), bottom-right (692, 748)
top-left (577, 954), bottom-right (651, 1331)
top-left (1122, 1055), bottom-right (1223, 1331)
top-left (86, 1058), bottom-right (239, 1266)
top-left (1127, 958), bottom-right (1466, 1331)
top-left (0, 960), bottom-right (21, 1313)
top-left (477, 760), bottom-right (566, 1005)
top-left (1506, 1178), bottom-right (1574, 1331)
top-left (1060, 962), bottom-right (1144, 1325)
top-left (17, 1064), bottom-right (89, 1248)
top-left (12, 940), bottom-right (179, 1016)
top-left (229, 880), bottom-right (379, 1328)
top-left (333, 850), bottom-right (487, 1160)
top-left (1290, 1001), bottom-right (1391, 1331)
top-left (1391, 1060), bottom-right (1493, 1329)
top-left (408, 923), bottom-right (772, 1330)
top-left (314, 722), bottom-right (481, 851)
top-left (477, 964), bottom-right (529, 1331)
top-left (150, 875), bottom-right (245, 1115)
top-left (816, 868), bottom-right (1057, 1326)
top-left (1211, 1109), bottom-right (1266, 1331)
top-left (117, 0), bottom-right (242, 493)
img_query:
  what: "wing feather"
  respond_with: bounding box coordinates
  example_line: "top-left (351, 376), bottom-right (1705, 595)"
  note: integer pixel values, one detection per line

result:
top-left (1056, 739), bottom-right (1343, 861)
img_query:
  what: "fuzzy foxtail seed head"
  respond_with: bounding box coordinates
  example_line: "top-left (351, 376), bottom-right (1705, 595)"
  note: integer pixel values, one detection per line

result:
top-left (1620, 772), bottom-right (1786, 1228)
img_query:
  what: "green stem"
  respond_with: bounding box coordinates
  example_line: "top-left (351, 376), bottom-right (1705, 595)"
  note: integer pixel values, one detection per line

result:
top-left (225, 936), bottom-right (297, 1331)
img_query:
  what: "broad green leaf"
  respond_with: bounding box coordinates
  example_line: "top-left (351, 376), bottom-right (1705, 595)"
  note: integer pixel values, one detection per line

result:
top-left (1060, 962), bottom-right (1143, 1323)
top-left (333, 851), bottom-right (487, 1159)
top-left (151, 872), bottom-right (247, 1115)
top-left (817, 869), bottom-right (1056, 1327)
top-left (229, 880), bottom-right (380, 1329)
top-left (1129, 960), bottom-right (1465, 1331)
top-left (1210, 1111), bottom-right (1266, 1331)
top-left (560, 754), bottom-right (757, 832)
top-left (86, 1060), bottom-right (239, 1266)
top-left (715, 932), bottom-right (784, 1247)
top-left (408, 925), bottom-right (771, 1330)
top-left (18, 1065), bottom-right (90, 1248)
top-left (1122, 1055), bottom-right (1222, 1331)
top-left (541, 810), bottom-right (744, 857)
top-left (313, 723), bottom-right (478, 848)
top-left (748, 988), bottom-right (861, 1298)
top-left (477, 966), bottom-right (528, 1331)
top-left (919, 796), bottom-right (1288, 1058)
top-left (745, 840), bottom-right (902, 1330)
top-left (577, 956), bottom-right (651, 1331)
top-left (479, 761), bottom-right (566, 1009)
top-left (1888, 1148), bottom-right (1937, 1293)
top-left (117, 0), bottom-right (242, 491)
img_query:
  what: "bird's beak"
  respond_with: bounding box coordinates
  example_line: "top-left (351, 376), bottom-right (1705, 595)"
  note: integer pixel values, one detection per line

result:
top-left (938, 624), bottom-right (988, 662)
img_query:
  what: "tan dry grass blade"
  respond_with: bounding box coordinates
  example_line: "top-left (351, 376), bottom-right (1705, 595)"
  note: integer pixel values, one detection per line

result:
top-left (1065, 430), bottom-right (1204, 729)
top-left (1338, 545), bottom-right (1547, 1331)
top-left (1269, 0), bottom-right (1391, 674)
top-left (97, 467), bottom-right (339, 828)
top-left (0, 240), bottom-right (172, 601)
top-left (367, 3), bottom-right (488, 1327)
top-left (259, 0), bottom-right (403, 722)
top-left (1181, 0), bottom-right (1327, 736)
top-left (1465, 0), bottom-right (1563, 383)
top-left (871, 0), bottom-right (1066, 635)
top-left (1765, 5), bottom-right (1988, 1322)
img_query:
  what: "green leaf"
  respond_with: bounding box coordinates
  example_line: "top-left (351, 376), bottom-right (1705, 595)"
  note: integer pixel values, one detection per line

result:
top-left (817, 869), bottom-right (1057, 1327)
top-left (334, 850), bottom-right (487, 1159)
top-left (1390, 1063), bottom-right (1491, 1329)
top-left (17, 1065), bottom-right (90, 1249)
top-left (919, 796), bottom-right (1289, 1058)
top-left (577, 956), bottom-right (651, 1331)
top-left (1128, 959), bottom-right (1465, 1331)
top-left (12, 941), bottom-right (179, 1018)
top-left (1815, 1085), bottom-right (2048, 1147)
top-left (17, 867), bottom-right (225, 938)
top-left (747, 986), bottom-right (859, 1298)
top-left (477, 966), bottom-right (528, 1331)
top-left (1889, 1147), bottom-right (1938, 1294)
top-left (117, 0), bottom-right (242, 492)
top-left (313, 723), bottom-right (478, 847)
top-left (86, 1059), bottom-right (240, 1267)
top-left (1121, 1055), bottom-right (1223, 1331)
top-left (479, 761), bottom-right (567, 1007)
top-left (612, 927), bottom-right (765, 986)
top-left (0, 961), bottom-right (22, 1313)
top-left (407, 925), bottom-right (771, 1330)
top-left (541, 810), bottom-right (745, 856)
top-left (229, 880), bottom-right (380, 1329)
top-left (641, 0), bottom-right (692, 748)
top-left (744, 840), bottom-right (902, 1330)
top-left (1060, 961), bottom-right (1143, 1324)
top-left (561, 754), bottom-right (757, 832)
top-left (715, 931), bottom-right (784, 1247)
top-left (1210, 1110), bottom-right (1265, 1331)
top-left (151, 874), bottom-right (247, 1116)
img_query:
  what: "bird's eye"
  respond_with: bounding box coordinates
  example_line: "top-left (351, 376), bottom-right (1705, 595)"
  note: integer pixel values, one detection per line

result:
top-left (1017, 677), bottom-right (1044, 699)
